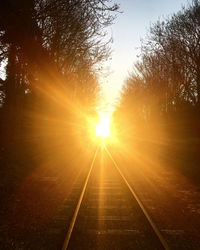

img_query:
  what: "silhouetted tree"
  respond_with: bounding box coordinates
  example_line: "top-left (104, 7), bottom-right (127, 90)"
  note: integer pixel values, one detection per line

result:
top-left (0, 0), bottom-right (119, 149)
top-left (119, 0), bottom-right (200, 119)
top-left (115, 0), bottom-right (200, 144)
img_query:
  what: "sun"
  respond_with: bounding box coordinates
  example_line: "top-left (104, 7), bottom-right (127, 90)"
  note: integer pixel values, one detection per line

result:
top-left (96, 115), bottom-right (110, 137)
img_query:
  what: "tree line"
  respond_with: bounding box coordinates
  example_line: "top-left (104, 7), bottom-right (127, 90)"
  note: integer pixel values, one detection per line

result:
top-left (115, 0), bottom-right (200, 141)
top-left (0, 0), bottom-right (119, 154)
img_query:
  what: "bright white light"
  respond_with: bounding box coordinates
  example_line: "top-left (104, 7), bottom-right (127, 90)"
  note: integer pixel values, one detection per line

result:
top-left (96, 116), bottom-right (110, 137)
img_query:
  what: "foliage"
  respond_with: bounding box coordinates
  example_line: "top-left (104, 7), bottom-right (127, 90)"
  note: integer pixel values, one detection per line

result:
top-left (114, 1), bottom-right (200, 152)
top-left (0, 0), bottom-right (119, 150)
top-left (118, 0), bottom-right (200, 123)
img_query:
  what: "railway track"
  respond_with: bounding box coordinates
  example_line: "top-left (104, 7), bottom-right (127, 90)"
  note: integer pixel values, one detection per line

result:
top-left (61, 145), bottom-right (169, 250)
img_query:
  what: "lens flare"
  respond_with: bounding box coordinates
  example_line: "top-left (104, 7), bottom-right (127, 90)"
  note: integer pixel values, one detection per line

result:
top-left (96, 115), bottom-right (110, 137)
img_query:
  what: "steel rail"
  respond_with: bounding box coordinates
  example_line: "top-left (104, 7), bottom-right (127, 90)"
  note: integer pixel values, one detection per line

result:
top-left (61, 146), bottom-right (99, 250)
top-left (104, 144), bottom-right (170, 250)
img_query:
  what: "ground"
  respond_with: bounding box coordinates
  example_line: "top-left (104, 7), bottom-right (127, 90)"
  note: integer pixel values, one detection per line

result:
top-left (0, 140), bottom-right (200, 249)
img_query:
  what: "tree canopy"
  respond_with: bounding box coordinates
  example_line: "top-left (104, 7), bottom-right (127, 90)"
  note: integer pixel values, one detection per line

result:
top-left (0, 0), bottom-right (119, 150)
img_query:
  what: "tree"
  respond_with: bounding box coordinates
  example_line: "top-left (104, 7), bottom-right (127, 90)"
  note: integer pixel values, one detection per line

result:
top-left (119, 0), bottom-right (200, 122)
top-left (0, 0), bottom-right (119, 148)
top-left (115, 0), bottom-right (200, 145)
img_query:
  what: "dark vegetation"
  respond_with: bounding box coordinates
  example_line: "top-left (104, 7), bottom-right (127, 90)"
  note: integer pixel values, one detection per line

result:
top-left (0, 0), bottom-right (119, 182)
top-left (0, 1), bottom-right (119, 248)
top-left (114, 0), bottom-right (200, 183)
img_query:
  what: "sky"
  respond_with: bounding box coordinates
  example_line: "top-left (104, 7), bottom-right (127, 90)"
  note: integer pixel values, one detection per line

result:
top-left (101, 0), bottom-right (189, 109)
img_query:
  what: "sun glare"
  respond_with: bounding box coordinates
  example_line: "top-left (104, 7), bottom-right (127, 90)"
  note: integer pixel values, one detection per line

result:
top-left (96, 115), bottom-right (110, 137)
